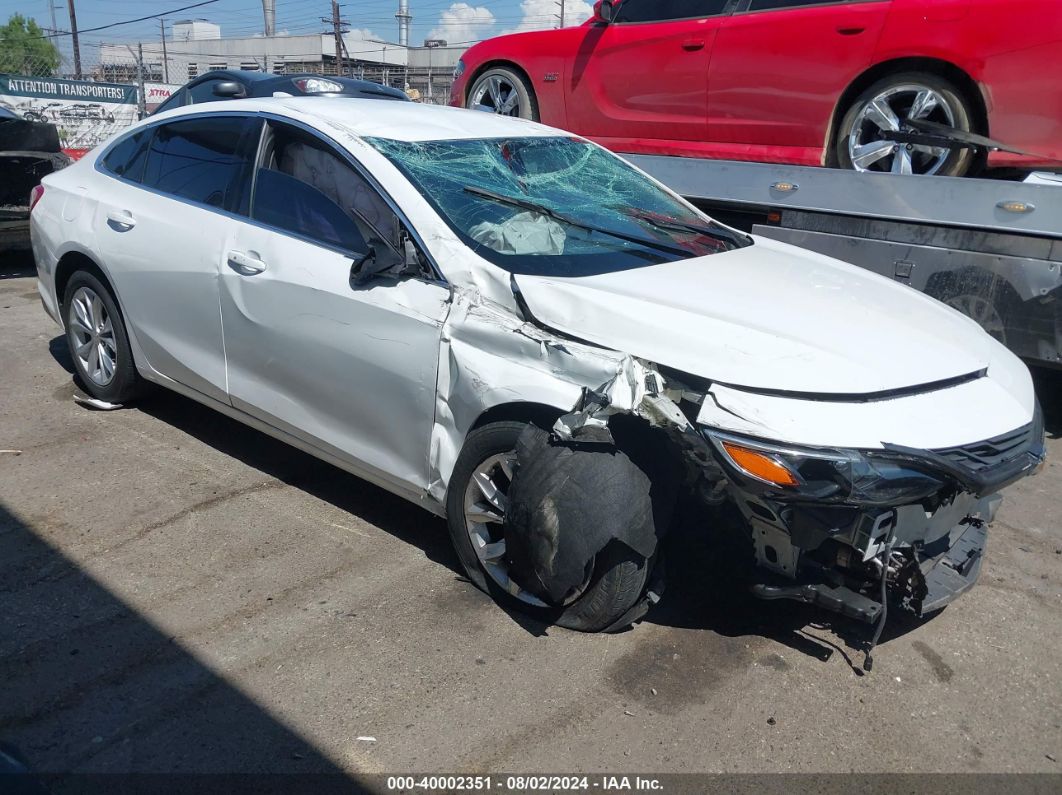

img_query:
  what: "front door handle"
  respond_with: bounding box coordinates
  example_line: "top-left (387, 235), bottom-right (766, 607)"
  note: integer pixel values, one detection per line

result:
top-left (226, 250), bottom-right (267, 275)
top-left (837, 26), bottom-right (866, 35)
top-left (106, 210), bottom-right (136, 230)
top-left (682, 39), bottom-right (706, 51)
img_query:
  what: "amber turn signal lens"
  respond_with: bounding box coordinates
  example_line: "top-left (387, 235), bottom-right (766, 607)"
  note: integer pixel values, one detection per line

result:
top-left (721, 441), bottom-right (800, 487)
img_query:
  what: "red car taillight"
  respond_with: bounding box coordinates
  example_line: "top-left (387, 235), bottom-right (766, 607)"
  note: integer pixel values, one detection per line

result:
top-left (28, 184), bottom-right (45, 213)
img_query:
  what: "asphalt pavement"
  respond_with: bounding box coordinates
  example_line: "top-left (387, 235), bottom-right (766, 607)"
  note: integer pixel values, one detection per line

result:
top-left (1, 250), bottom-right (1060, 784)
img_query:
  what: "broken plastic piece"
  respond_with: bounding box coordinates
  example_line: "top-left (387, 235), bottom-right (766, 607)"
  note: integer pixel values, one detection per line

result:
top-left (73, 391), bottom-right (123, 411)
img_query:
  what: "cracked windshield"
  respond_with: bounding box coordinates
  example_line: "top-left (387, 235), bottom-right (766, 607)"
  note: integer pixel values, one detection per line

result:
top-left (367, 135), bottom-right (748, 277)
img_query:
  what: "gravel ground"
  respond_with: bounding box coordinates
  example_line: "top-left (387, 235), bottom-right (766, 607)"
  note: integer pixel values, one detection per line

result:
top-left (1, 250), bottom-right (1060, 783)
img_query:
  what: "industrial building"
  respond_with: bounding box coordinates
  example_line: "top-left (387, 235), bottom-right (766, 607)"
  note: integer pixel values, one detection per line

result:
top-left (98, 2), bottom-right (464, 103)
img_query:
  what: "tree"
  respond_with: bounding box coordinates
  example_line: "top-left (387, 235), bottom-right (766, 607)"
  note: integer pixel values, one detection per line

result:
top-left (0, 14), bottom-right (61, 77)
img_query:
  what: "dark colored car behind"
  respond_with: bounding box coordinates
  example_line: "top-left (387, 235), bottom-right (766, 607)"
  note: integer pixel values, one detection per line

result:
top-left (152, 70), bottom-right (409, 116)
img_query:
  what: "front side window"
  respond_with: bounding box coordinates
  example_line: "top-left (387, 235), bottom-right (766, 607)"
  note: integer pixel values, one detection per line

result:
top-left (141, 116), bottom-right (257, 210)
top-left (616, 0), bottom-right (731, 23)
top-left (251, 121), bottom-right (402, 259)
top-left (367, 135), bottom-right (748, 278)
top-left (102, 128), bottom-right (153, 182)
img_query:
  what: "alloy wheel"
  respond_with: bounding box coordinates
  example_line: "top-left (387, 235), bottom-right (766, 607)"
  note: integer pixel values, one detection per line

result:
top-left (469, 74), bottom-right (524, 117)
top-left (848, 84), bottom-right (958, 176)
top-left (68, 286), bottom-right (118, 386)
top-left (463, 450), bottom-right (591, 608)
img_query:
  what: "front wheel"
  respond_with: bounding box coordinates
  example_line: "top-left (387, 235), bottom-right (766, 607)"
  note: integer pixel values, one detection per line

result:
top-left (446, 422), bottom-right (649, 632)
top-left (832, 72), bottom-right (977, 177)
top-left (465, 67), bottom-right (539, 121)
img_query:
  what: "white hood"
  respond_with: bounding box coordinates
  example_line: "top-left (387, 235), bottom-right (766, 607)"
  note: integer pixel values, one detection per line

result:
top-left (514, 237), bottom-right (997, 395)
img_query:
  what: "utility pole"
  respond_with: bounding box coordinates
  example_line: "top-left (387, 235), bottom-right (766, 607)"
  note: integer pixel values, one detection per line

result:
top-left (160, 19), bottom-right (169, 83)
top-left (324, 1), bottom-right (349, 77)
top-left (67, 0), bottom-right (81, 78)
top-left (556, 0), bottom-right (565, 28)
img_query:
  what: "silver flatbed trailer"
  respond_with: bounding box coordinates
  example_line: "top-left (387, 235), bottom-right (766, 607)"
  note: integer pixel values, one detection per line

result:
top-left (628, 156), bottom-right (1062, 369)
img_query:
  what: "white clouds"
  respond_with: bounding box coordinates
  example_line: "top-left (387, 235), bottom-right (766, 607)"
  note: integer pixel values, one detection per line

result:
top-left (427, 3), bottom-right (497, 45)
top-left (502, 0), bottom-right (595, 35)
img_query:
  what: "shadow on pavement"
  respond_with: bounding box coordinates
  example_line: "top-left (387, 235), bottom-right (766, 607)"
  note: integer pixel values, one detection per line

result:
top-left (1031, 365), bottom-right (1062, 438)
top-left (0, 502), bottom-right (376, 791)
top-left (0, 249), bottom-right (35, 279)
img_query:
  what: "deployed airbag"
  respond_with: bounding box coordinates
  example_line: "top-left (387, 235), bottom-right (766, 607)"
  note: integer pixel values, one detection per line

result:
top-left (470, 211), bottom-right (566, 255)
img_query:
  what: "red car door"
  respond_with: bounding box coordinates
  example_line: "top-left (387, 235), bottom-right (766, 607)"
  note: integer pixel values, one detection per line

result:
top-left (567, 0), bottom-right (734, 143)
top-left (707, 0), bottom-right (891, 160)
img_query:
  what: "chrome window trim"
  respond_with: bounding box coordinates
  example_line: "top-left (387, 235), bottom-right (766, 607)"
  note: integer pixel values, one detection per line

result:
top-left (612, 0), bottom-right (740, 24)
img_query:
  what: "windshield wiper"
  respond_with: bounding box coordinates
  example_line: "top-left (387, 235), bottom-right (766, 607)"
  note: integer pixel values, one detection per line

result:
top-left (463, 185), bottom-right (690, 257)
top-left (618, 209), bottom-right (749, 247)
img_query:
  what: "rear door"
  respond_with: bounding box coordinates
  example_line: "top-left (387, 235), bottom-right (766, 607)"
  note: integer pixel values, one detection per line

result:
top-left (707, 1), bottom-right (890, 153)
top-left (567, 0), bottom-right (734, 143)
top-left (93, 114), bottom-right (259, 403)
top-left (219, 118), bottom-right (450, 493)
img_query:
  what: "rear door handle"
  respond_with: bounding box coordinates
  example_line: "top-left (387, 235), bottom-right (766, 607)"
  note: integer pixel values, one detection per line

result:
top-left (837, 26), bottom-right (866, 35)
top-left (682, 39), bottom-right (705, 51)
top-left (106, 210), bottom-right (136, 230)
top-left (226, 250), bottom-right (267, 275)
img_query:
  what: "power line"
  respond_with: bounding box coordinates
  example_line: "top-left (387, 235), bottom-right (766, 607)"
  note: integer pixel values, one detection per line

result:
top-left (41, 0), bottom-right (220, 39)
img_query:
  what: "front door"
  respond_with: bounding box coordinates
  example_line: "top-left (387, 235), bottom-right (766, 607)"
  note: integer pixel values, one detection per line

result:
top-left (567, 0), bottom-right (734, 143)
top-left (219, 119), bottom-right (450, 493)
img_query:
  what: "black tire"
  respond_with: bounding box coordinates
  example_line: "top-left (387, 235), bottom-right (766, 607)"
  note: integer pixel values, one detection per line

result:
top-left (63, 270), bottom-right (145, 404)
top-left (465, 66), bottom-right (540, 121)
top-left (926, 270), bottom-right (1020, 346)
top-left (446, 421), bottom-right (649, 632)
top-left (832, 72), bottom-right (977, 177)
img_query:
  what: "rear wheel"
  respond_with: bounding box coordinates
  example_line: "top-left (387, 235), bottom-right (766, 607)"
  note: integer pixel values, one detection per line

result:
top-left (833, 72), bottom-right (977, 177)
top-left (63, 270), bottom-right (144, 404)
top-left (466, 67), bottom-right (539, 121)
top-left (446, 422), bottom-right (648, 632)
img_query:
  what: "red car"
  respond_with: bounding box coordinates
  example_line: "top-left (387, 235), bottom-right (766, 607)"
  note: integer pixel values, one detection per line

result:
top-left (451, 0), bottom-right (1062, 177)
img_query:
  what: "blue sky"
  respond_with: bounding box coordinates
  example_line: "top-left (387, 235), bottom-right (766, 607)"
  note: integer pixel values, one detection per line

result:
top-left (1, 1), bottom-right (593, 53)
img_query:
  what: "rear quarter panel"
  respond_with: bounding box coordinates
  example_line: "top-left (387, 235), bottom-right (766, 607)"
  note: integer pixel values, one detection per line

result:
top-left (879, 0), bottom-right (1062, 165)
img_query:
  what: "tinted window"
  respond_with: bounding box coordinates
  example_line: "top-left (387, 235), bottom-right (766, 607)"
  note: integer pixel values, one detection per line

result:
top-left (617, 0), bottom-right (730, 22)
top-left (102, 129), bottom-right (153, 182)
top-left (141, 117), bottom-right (255, 209)
top-left (187, 79), bottom-right (226, 104)
top-left (152, 90), bottom-right (185, 115)
top-left (252, 168), bottom-right (368, 253)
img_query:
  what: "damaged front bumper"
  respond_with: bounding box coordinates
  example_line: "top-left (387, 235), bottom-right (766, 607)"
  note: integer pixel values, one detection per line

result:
top-left (708, 406), bottom-right (1045, 623)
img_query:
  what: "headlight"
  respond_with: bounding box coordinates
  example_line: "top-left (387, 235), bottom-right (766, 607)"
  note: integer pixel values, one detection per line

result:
top-left (454, 59), bottom-right (466, 79)
top-left (705, 430), bottom-right (945, 506)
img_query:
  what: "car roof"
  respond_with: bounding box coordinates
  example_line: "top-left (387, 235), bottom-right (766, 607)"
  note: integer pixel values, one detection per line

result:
top-left (189, 70), bottom-right (407, 98)
top-left (155, 96), bottom-right (560, 143)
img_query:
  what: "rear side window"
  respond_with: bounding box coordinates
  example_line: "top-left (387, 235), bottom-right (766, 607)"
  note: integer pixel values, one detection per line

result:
top-left (141, 117), bottom-right (257, 211)
top-left (102, 129), bottom-right (153, 183)
top-left (748, 0), bottom-right (842, 10)
top-left (617, 0), bottom-right (730, 22)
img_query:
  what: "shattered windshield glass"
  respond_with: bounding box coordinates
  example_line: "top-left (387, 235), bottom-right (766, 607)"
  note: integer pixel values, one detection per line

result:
top-left (366, 136), bottom-right (749, 277)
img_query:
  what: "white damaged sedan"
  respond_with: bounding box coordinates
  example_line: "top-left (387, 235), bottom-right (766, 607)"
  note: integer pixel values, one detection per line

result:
top-left (32, 99), bottom-right (1045, 647)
